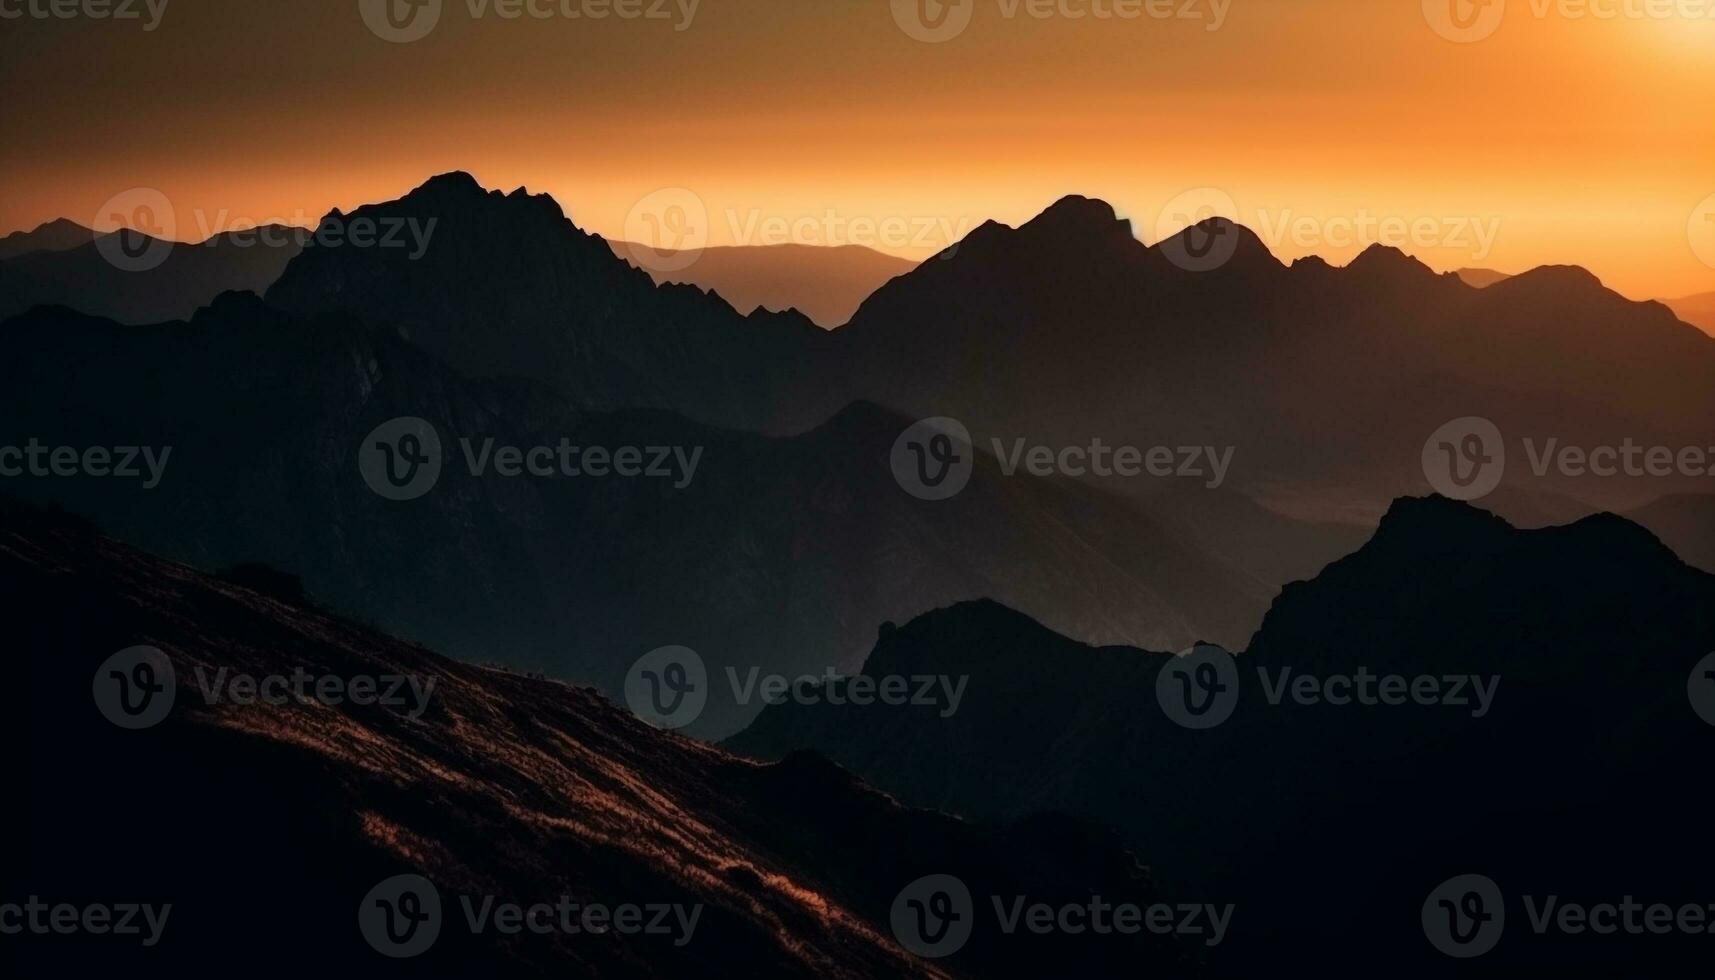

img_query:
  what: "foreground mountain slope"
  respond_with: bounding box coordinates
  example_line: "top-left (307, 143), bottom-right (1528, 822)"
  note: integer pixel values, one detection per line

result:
top-left (731, 496), bottom-right (1715, 975)
top-left (5, 503), bottom-right (1206, 978)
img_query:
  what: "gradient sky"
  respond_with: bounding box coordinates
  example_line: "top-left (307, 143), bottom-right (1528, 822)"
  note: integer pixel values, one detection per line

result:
top-left (3, 0), bottom-right (1712, 298)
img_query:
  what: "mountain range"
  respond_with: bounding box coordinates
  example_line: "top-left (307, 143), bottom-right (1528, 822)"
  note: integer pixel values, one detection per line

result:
top-left (7, 501), bottom-right (1207, 977)
top-left (0, 222), bottom-right (301, 324)
top-left (731, 495), bottom-right (1715, 975)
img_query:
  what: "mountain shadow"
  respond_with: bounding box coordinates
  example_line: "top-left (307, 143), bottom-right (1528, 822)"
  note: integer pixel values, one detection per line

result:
top-left (730, 496), bottom-right (1715, 976)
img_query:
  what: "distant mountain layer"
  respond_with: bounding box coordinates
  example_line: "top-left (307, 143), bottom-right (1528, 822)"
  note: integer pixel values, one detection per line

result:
top-left (0, 297), bottom-right (1293, 738)
top-left (0, 226), bottom-right (301, 324)
top-left (1460, 267), bottom-right (1715, 338)
top-left (0, 217), bottom-right (93, 260)
top-left (6, 503), bottom-right (1205, 977)
top-left (731, 495), bottom-right (1715, 975)
top-left (608, 240), bottom-right (917, 328)
top-left (1666, 289), bottom-right (1715, 336)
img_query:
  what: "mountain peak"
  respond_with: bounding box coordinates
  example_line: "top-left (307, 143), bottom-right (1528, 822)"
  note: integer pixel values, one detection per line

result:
top-left (1012, 195), bottom-right (1135, 251)
top-left (1345, 242), bottom-right (1435, 281)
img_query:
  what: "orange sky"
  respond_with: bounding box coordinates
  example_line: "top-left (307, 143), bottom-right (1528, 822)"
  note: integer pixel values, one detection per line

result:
top-left (3, 0), bottom-right (1712, 298)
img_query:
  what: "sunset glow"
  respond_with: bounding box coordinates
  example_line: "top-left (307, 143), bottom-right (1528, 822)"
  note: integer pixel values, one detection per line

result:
top-left (2, 1), bottom-right (1712, 298)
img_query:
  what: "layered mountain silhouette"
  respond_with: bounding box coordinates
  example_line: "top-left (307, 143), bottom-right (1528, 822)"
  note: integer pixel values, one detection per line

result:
top-left (731, 496), bottom-right (1715, 975)
top-left (0, 225), bottom-right (302, 324)
top-left (266, 173), bottom-right (831, 432)
top-left (0, 217), bottom-right (94, 260)
top-left (0, 296), bottom-right (1283, 737)
top-left (833, 198), bottom-right (1715, 519)
top-left (6, 502), bottom-right (1210, 977)
top-left (608, 240), bottom-right (917, 328)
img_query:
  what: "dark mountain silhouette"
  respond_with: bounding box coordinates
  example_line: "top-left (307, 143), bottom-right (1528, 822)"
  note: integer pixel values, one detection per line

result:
top-left (0, 297), bottom-right (1279, 738)
top-left (833, 200), bottom-right (1715, 519)
top-left (267, 173), bottom-right (833, 432)
top-left (730, 496), bottom-right (1715, 976)
top-left (0, 225), bottom-right (302, 324)
top-left (607, 240), bottom-right (917, 328)
top-left (5, 501), bottom-right (1207, 978)
top-left (1465, 269), bottom-right (1715, 338)
top-left (0, 217), bottom-right (94, 260)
